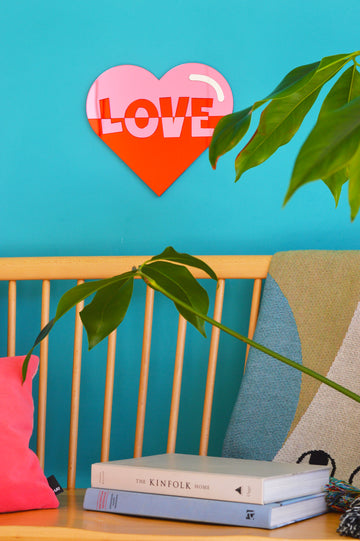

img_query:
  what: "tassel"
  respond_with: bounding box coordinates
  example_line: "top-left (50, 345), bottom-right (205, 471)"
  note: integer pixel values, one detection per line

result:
top-left (325, 479), bottom-right (360, 538)
top-left (326, 478), bottom-right (360, 513)
top-left (338, 498), bottom-right (360, 538)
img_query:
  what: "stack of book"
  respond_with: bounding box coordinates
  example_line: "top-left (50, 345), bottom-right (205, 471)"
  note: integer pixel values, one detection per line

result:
top-left (83, 453), bottom-right (330, 529)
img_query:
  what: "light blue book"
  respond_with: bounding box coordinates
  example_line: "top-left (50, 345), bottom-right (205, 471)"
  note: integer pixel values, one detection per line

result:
top-left (83, 488), bottom-right (327, 529)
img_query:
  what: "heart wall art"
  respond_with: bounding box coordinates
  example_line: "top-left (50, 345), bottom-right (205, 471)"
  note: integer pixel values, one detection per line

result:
top-left (86, 64), bottom-right (233, 195)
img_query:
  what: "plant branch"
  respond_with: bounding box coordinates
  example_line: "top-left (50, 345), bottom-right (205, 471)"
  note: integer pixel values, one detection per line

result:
top-left (140, 272), bottom-right (360, 405)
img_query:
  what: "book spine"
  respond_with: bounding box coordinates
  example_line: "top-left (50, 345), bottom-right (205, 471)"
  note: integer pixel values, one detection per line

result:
top-left (91, 463), bottom-right (264, 504)
top-left (83, 488), bottom-right (273, 528)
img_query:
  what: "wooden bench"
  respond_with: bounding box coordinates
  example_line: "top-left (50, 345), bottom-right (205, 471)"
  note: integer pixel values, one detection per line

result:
top-left (0, 255), bottom-right (341, 540)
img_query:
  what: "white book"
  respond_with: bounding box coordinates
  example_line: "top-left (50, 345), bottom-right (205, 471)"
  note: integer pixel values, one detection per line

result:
top-left (91, 453), bottom-right (330, 505)
top-left (83, 488), bottom-right (328, 529)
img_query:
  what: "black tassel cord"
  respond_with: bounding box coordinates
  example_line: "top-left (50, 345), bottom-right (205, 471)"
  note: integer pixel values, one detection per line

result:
top-left (337, 498), bottom-right (360, 538)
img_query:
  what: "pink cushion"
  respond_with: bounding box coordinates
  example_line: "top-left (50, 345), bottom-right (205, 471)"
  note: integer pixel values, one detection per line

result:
top-left (0, 355), bottom-right (59, 512)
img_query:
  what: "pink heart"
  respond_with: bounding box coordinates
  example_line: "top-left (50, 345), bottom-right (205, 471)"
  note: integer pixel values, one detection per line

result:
top-left (86, 63), bottom-right (233, 195)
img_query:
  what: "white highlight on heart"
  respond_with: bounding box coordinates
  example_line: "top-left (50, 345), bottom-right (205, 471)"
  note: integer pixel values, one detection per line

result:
top-left (189, 74), bottom-right (225, 102)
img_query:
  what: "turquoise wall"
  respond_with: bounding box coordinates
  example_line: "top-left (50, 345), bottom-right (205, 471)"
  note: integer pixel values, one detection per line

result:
top-left (1, 0), bottom-right (360, 487)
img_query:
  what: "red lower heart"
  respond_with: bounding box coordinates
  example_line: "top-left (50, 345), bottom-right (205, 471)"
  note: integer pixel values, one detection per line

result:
top-left (88, 116), bottom-right (222, 196)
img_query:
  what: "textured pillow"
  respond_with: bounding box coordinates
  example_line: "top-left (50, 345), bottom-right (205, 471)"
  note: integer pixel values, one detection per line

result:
top-left (223, 250), bottom-right (360, 485)
top-left (0, 355), bottom-right (59, 512)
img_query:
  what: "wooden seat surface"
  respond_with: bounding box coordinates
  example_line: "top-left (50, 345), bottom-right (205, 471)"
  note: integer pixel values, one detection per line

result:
top-left (0, 489), bottom-right (343, 541)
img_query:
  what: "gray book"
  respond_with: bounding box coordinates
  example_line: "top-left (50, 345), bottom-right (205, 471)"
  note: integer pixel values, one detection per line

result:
top-left (91, 453), bottom-right (330, 505)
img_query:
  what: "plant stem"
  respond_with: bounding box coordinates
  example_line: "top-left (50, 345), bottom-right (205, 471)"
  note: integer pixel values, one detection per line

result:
top-left (140, 273), bottom-right (360, 405)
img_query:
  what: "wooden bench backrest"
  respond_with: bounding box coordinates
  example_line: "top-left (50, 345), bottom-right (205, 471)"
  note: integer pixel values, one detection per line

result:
top-left (0, 255), bottom-right (271, 489)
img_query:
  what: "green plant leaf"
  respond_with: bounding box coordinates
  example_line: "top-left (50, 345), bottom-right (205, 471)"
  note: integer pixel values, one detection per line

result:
top-left (141, 261), bottom-right (209, 337)
top-left (54, 271), bottom-right (135, 322)
top-left (323, 169), bottom-right (348, 206)
top-left (22, 319), bottom-right (55, 383)
top-left (22, 319), bottom-right (56, 381)
top-left (148, 246), bottom-right (217, 281)
top-left (318, 64), bottom-right (360, 119)
top-left (234, 87), bottom-right (321, 180)
top-left (285, 96), bottom-right (360, 204)
top-left (209, 107), bottom-right (252, 168)
top-left (235, 54), bottom-right (356, 181)
top-left (80, 276), bottom-right (134, 349)
top-left (262, 61), bottom-right (321, 102)
top-left (264, 53), bottom-right (357, 102)
top-left (22, 270), bottom-right (136, 381)
top-left (317, 65), bottom-right (360, 205)
top-left (348, 144), bottom-right (360, 220)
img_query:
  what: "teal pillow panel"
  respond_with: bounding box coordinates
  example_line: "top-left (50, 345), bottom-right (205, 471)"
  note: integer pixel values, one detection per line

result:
top-left (222, 250), bottom-right (360, 484)
top-left (222, 274), bottom-right (302, 461)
